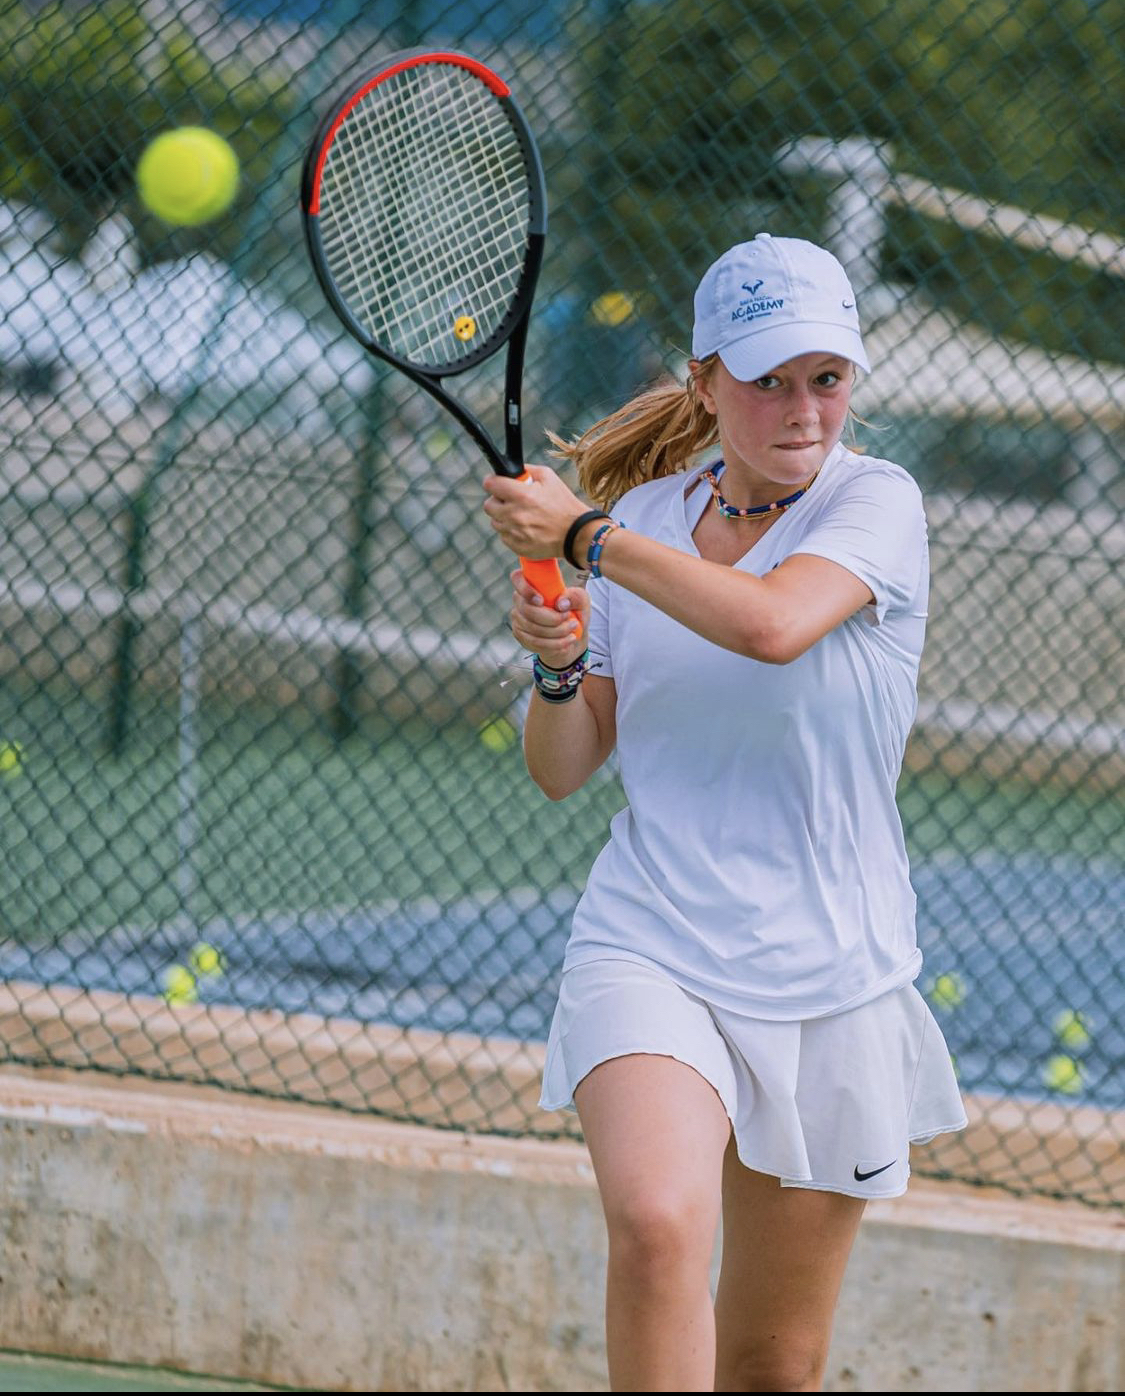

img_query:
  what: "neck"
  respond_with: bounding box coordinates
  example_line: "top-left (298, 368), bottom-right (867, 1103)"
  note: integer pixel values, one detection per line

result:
top-left (712, 460), bottom-right (819, 510)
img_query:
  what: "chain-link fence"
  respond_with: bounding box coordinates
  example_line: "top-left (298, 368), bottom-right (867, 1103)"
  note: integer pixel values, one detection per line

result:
top-left (0, 0), bottom-right (1122, 1206)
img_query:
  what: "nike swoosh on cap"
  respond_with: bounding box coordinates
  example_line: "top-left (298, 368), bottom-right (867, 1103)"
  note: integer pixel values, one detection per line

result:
top-left (853, 1161), bottom-right (896, 1181)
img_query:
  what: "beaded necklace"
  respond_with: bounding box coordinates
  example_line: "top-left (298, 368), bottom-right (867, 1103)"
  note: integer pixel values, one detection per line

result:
top-left (701, 460), bottom-right (821, 521)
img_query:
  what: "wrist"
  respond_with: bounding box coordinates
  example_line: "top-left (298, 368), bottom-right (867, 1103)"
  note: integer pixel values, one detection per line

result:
top-left (563, 510), bottom-right (611, 569)
top-left (584, 519), bottom-right (624, 579)
top-left (574, 516), bottom-right (619, 568)
top-left (532, 648), bottom-right (590, 703)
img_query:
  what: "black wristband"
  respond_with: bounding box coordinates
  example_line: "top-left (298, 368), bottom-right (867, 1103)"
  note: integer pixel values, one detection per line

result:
top-left (535, 686), bottom-right (580, 703)
top-left (563, 510), bottom-right (611, 569)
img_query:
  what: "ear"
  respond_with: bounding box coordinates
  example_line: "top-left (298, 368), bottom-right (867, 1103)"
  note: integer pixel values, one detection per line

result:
top-left (688, 359), bottom-right (717, 416)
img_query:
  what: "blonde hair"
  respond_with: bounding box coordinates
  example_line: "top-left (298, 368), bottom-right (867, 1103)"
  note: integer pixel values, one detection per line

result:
top-left (548, 358), bottom-right (719, 511)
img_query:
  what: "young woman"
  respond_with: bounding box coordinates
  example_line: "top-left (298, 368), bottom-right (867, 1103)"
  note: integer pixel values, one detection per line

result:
top-left (482, 234), bottom-right (966, 1393)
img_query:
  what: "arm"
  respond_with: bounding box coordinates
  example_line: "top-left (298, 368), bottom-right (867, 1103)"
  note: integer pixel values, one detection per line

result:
top-left (482, 467), bottom-right (873, 666)
top-left (570, 522), bottom-right (874, 664)
top-left (523, 674), bottom-right (617, 800)
top-left (505, 567), bottom-right (617, 800)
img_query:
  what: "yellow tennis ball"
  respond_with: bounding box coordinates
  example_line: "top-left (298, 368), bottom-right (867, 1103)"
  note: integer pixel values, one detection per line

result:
top-left (453, 314), bottom-right (477, 342)
top-left (929, 972), bottom-right (966, 1011)
top-left (0, 741), bottom-right (24, 777)
top-left (137, 127), bottom-right (240, 226)
top-left (1052, 1009), bottom-right (1091, 1051)
top-left (162, 963), bottom-right (198, 1005)
top-left (591, 290), bottom-right (636, 327)
top-left (478, 716), bottom-right (518, 753)
top-left (1043, 1053), bottom-right (1082, 1095)
top-left (189, 941), bottom-right (224, 978)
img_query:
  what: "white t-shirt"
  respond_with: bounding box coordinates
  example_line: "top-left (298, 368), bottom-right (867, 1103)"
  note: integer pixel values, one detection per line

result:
top-left (565, 441), bottom-right (928, 1019)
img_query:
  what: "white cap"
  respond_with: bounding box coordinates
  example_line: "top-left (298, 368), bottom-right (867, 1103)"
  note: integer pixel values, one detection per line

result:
top-left (691, 234), bottom-right (870, 381)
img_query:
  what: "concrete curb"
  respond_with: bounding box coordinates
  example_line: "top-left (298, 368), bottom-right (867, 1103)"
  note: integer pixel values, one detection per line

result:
top-left (0, 1067), bottom-right (1123, 1391)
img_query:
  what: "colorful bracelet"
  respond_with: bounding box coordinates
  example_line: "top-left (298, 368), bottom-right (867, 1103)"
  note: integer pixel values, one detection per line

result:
top-left (586, 520), bottom-right (624, 579)
top-left (563, 510), bottom-right (611, 569)
top-left (532, 649), bottom-right (590, 704)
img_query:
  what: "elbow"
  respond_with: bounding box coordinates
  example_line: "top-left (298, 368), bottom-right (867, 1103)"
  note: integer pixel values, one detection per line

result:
top-left (527, 762), bottom-right (583, 801)
top-left (535, 776), bottom-right (577, 802)
top-left (739, 616), bottom-right (802, 666)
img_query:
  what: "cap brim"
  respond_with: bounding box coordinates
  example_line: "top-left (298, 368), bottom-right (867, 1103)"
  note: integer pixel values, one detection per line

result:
top-left (717, 323), bottom-right (870, 381)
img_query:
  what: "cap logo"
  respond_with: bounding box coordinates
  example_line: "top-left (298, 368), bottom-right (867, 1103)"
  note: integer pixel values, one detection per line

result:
top-left (731, 278), bottom-right (785, 324)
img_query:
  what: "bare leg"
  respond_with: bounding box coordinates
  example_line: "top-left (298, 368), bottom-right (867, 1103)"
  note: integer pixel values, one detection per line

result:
top-left (574, 1053), bottom-right (732, 1392)
top-left (713, 1137), bottom-right (866, 1392)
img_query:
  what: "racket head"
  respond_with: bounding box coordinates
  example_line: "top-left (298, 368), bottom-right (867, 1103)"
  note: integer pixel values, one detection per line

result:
top-left (301, 49), bottom-right (547, 380)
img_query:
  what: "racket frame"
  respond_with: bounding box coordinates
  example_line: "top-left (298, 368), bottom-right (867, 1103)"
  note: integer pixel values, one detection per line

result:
top-left (300, 48), bottom-right (548, 482)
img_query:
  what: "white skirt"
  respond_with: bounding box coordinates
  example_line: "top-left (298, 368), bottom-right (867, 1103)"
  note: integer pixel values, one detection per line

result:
top-left (539, 957), bottom-right (968, 1199)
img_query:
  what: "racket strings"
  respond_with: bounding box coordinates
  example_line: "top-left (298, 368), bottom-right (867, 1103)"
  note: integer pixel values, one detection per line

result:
top-left (337, 93), bottom-right (520, 313)
top-left (317, 61), bottom-right (532, 369)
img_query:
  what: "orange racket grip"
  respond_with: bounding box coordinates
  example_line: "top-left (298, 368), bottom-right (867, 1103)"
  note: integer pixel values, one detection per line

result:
top-left (519, 555), bottom-right (566, 606)
top-left (518, 556), bottom-right (581, 641)
top-left (513, 469), bottom-right (582, 641)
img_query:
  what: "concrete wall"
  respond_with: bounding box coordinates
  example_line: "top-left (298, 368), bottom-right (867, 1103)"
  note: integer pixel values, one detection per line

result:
top-left (1, 1066), bottom-right (1123, 1392)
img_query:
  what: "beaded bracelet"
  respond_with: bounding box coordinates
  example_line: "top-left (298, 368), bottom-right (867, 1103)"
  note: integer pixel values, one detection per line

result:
top-left (532, 649), bottom-right (590, 704)
top-left (586, 520), bottom-right (624, 579)
top-left (563, 510), bottom-right (611, 570)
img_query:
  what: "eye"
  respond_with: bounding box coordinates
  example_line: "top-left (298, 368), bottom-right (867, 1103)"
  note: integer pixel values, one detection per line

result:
top-left (754, 374), bottom-right (782, 390)
top-left (815, 371), bottom-right (843, 387)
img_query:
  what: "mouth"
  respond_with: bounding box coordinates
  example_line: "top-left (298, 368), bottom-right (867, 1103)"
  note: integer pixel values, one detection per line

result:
top-left (775, 441), bottom-right (818, 451)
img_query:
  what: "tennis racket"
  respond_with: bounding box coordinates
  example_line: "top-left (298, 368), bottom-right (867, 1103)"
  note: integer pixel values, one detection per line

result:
top-left (301, 49), bottom-right (570, 620)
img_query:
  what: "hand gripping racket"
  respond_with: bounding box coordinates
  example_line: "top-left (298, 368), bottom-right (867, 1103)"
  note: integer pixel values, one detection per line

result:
top-left (301, 50), bottom-right (570, 621)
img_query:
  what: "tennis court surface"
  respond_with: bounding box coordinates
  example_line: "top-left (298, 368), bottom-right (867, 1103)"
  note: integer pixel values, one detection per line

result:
top-left (1, 849), bottom-right (1121, 1111)
top-left (0, 1350), bottom-right (287, 1391)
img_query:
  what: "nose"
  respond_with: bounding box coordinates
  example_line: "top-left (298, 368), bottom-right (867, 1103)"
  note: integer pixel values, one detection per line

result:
top-left (786, 384), bottom-right (819, 426)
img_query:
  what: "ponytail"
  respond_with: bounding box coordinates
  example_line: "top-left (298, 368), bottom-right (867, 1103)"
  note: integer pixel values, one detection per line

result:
top-left (548, 358), bottom-right (720, 511)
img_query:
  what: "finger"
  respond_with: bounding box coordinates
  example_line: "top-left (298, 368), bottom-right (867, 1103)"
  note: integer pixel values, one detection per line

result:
top-left (511, 596), bottom-right (582, 632)
top-left (514, 616), bottom-right (581, 646)
top-left (511, 608), bottom-right (576, 642)
top-left (483, 474), bottom-right (526, 502)
top-left (510, 569), bottom-right (544, 605)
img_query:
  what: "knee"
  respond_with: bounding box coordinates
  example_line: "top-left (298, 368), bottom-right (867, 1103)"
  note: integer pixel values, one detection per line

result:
top-left (605, 1190), bottom-right (715, 1279)
top-left (718, 1338), bottom-right (828, 1392)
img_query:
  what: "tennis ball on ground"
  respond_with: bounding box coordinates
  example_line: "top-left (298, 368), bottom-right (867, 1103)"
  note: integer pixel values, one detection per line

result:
top-left (0, 741), bottom-right (24, 777)
top-left (189, 941), bottom-right (225, 979)
top-left (162, 963), bottom-right (198, 1005)
top-left (928, 972), bottom-right (966, 1011)
top-left (1043, 1053), bottom-right (1083, 1095)
top-left (1052, 1009), bottom-right (1092, 1050)
top-left (137, 127), bottom-right (240, 226)
top-left (478, 716), bottom-right (518, 753)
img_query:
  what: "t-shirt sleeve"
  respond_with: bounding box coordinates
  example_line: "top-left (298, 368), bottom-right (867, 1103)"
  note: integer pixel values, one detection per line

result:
top-left (585, 574), bottom-right (613, 678)
top-left (790, 463), bottom-right (927, 625)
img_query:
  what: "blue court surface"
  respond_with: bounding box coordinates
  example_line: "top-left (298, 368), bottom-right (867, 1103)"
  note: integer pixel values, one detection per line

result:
top-left (2, 850), bottom-right (1122, 1110)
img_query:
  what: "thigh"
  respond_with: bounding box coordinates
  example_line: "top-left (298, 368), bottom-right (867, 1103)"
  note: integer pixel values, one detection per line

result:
top-left (714, 1137), bottom-right (865, 1390)
top-left (575, 1053), bottom-right (732, 1242)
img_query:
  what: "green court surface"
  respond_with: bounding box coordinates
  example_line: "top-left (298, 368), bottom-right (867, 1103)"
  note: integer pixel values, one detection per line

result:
top-left (1, 676), bottom-right (1119, 943)
top-left (0, 1350), bottom-right (288, 1392)
top-left (0, 679), bottom-right (621, 936)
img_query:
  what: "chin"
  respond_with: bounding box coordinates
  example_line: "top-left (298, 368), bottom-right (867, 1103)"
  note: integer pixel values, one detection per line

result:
top-left (772, 446), bottom-right (824, 471)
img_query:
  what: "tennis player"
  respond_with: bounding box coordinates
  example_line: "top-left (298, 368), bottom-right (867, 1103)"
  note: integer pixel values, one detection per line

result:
top-left (483, 234), bottom-right (967, 1393)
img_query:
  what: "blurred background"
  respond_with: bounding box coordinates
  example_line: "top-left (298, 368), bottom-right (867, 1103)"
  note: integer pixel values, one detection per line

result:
top-left (0, 0), bottom-right (1122, 1206)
